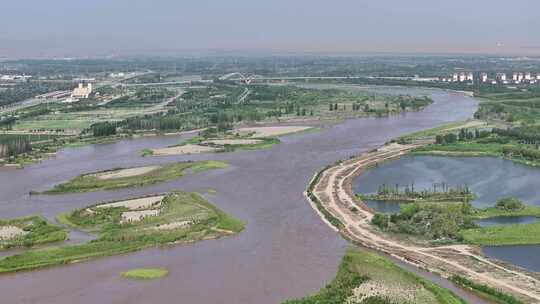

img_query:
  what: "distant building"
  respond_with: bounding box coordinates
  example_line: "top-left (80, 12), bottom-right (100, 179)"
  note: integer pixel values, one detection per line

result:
top-left (459, 73), bottom-right (467, 82)
top-left (480, 73), bottom-right (488, 83)
top-left (452, 73), bottom-right (459, 82)
top-left (0, 75), bottom-right (31, 82)
top-left (537, 74), bottom-right (540, 80)
top-left (109, 72), bottom-right (125, 78)
top-left (71, 83), bottom-right (92, 99)
top-left (497, 73), bottom-right (507, 82)
top-left (466, 72), bottom-right (474, 81)
top-left (525, 73), bottom-right (532, 81)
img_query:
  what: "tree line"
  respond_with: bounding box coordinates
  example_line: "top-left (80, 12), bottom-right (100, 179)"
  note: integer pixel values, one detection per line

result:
top-left (0, 135), bottom-right (32, 158)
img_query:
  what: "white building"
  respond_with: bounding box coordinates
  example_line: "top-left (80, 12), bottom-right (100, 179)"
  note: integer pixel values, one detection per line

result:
top-left (71, 83), bottom-right (92, 99)
top-left (525, 73), bottom-right (532, 81)
top-left (480, 73), bottom-right (488, 83)
top-left (466, 72), bottom-right (474, 81)
top-left (497, 73), bottom-right (507, 82)
top-left (452, 73), bottom-right (459, 82)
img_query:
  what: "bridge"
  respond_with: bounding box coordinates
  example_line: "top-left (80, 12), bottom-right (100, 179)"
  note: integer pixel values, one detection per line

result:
top-left (218, 73), bottom-right (380, 84)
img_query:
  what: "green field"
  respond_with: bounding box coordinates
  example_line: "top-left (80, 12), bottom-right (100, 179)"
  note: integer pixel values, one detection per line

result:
top-left (0, 191), bottom-right (245, 273)
top-left (14, 119), bottom-right (98, 131)
top-left (472, 205), bottom-right (540, 219)
top-left (121, 268), bottom-right (169, 280)
top-left (42, 160), bottom-right (228, 194)
top-left (0, 216), bottom-right (67, 250)
top-left (462, 221), bottom-right (540, 246)
top-left (283, 247), bottom-right (465, 304)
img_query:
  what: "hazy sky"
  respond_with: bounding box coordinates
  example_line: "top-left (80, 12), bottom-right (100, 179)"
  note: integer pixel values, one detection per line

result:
top-left (1, 0), bottom-right (539, 57)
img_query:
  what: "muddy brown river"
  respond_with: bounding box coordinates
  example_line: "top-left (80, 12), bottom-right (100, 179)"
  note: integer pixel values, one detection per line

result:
top-left (0, 89), bottom-right (483, 303)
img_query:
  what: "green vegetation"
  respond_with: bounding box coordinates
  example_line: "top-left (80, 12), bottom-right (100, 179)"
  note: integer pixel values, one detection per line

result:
top-left (141, 148), bottom-right (153, 157)
top-left (0, 82), bottom-right (72, 107)
top-left (409, 89), bottom-right (540, 167)
top-left (472, 204), bottom-right (540, 219)
top-left (372, 202), bottom-right (477, 243)
top-left (462, 220), bottom-right (540, 246)
top-left (0, 81), bottom-right (431, 167)
top-left (42, 161), bottom-right (228, 194)
top-left (450, 275), bottom-right (523, 304)
top-left (0, 134), bottom-right (32, 158)
top-left (494, 197), bottom-right (524, 212)
top-left (369, 194), bottom-right (540, 245)
top-left (0, 216), bottom-right (67, 250)
top-left (360, 182), bottom-right (474, 203)
top-left (121, 268), bottom-right (169, 280)
top-left (172, 127), bottom-right (281, 153)
top-left (283, 247), bottom-right (465, 304)
top-left (0, 192), bottom-right (245, 273)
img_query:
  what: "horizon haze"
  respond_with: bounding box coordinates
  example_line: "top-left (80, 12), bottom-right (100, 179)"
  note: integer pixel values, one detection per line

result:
top-left (1, 0), bottom-right (540, 58)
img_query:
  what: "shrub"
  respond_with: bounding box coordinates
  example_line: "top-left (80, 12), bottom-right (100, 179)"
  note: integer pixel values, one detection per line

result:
top-left (495, 197), bottom-right (524, 212)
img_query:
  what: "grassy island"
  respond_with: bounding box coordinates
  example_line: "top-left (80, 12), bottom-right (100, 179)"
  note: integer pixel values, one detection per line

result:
top-left (145, 126), bottom-right (313, 157)
top-left (0, 216), bottom-right (67, 250)
top-left (0, 192), bottom-right (244, 273)
top-left (178, 131), bottom-right (280, 153)
top-left (283, 247), bottom-right (465, 304)
top-left (121, 268), bottom-right (169, 280)
top-left (41, 160), bottom-right (228, 194)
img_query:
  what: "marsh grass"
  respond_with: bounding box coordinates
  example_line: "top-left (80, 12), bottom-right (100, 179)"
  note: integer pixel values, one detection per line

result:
top-left (121, 268), bottom-right (169, 280)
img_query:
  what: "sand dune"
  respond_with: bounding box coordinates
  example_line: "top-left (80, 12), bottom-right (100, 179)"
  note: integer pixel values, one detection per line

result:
top-left (96, 166), bottom-right (160, 180)
top-left (236, 126), bottom-right (311, 138)
top-left (151, 144), bottom-right (217, 156)
top-left (97, 195), bottom-right (165, 210)
top-left (0, 226), bottom-right (27, 240)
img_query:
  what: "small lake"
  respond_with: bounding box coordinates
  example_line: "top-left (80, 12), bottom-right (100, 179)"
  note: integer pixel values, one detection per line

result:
top-left (364, 200), bottom-right (403, 214)
top-left (353, 155), bottom-right (540, 273)
top-left (354, 155), bottom-right (540, 209)
top-left (475, 216), bottom-right (538, 227)
top-left (483, 245), bottom-right (540, 272)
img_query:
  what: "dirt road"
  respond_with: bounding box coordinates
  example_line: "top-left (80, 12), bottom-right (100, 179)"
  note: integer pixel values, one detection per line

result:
top-left (307, 143), bottom-right (540, 303)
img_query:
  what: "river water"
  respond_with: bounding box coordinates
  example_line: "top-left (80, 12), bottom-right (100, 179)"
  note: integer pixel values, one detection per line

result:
top-left (0, 89), bottom-right (481, 303)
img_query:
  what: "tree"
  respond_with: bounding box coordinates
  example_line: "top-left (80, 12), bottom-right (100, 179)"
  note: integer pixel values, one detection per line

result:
top-left (371, 213), bottom-right (389, 229)
top-left (495, 197), bottom-right (524, 211)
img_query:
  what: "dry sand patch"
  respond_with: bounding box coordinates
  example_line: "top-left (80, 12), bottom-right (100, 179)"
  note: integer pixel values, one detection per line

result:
top-left (203, 139), bottom-right (263, 145)
top-left (235, 126), bottom-right (311, 138)
top-left (352, 281), bottom-right (425, 303)
top-left (0, 226), bottom-right (28, 240)
top-left (97, 195), bottom-right (165, 210)
top-left (153, 221), bottom-right (193, 231)
top-left (121, 210), bottom-right (160, 223)
top-left (96, 166), bottom-right (160, 180)
top-left (151, 144), bottom-right (217, 156)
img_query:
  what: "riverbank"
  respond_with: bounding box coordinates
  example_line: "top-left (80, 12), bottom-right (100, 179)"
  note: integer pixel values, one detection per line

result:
top-left (283, 247), bottom-right (466, 304)
top-left (306, 142), bottom-right (540, 303)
